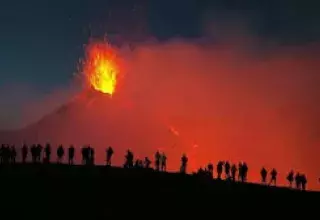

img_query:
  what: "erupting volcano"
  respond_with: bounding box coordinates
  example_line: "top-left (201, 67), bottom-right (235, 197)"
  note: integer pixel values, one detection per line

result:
top-left (0, 39), bottom-right (183, 170)
top-left (81, 41), bottom-right (120, 96)
top-left (1, 38), bottom-right (319, 190)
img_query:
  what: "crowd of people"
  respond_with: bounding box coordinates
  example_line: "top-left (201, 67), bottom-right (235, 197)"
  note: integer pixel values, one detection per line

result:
top-left (0, 143), bottom-right (310, 190)
top-left (195, 162), bottom-right (307, 190)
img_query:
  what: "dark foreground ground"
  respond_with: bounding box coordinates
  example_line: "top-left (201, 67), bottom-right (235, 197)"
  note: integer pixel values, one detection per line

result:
top-left (0, 164), bottom-right (319, 219)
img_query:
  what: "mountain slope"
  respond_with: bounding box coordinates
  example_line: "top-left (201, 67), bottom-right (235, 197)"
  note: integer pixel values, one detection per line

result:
top-left (0, 89), bottom-right (178, 166)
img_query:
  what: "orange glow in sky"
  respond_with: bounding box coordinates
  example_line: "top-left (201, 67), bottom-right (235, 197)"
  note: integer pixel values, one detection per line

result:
top-left (13, 39), bottom-right (320, 191)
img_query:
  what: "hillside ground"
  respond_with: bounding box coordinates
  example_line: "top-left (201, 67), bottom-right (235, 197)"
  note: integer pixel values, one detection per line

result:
top-left (0, 163), bottom-right (318, 218)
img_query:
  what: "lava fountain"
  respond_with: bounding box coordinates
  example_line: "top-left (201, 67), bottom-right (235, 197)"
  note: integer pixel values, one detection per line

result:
top-left (81, 41), bottom-right (120, 96)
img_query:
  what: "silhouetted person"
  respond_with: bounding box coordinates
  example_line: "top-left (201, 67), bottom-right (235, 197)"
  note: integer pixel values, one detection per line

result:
top-left (31, 144), bottom-right (37, 164)
top-left (124, 150), bottom-right (134, 168)
top-left (207, 163), bottom-right (214, 178)
top-left (7, 145), bottom-right (12, 164)
top-left (57, 145), bottom-right (64, 163)
top-left (231, 164), bottom-right (237, 181)
top-left (89, 147), bottom-right (95, 165)
top-left (300, 174), bottom-right (307, 191)
top-left (242, 162), bottom-right (248, 182)
top-left (106, 146), bottom-right (114, 166)
top-left (36, 144), bottom-right (43, 163)
top-left (1, 145), bottom-right (4, 164)
top-left (68, 145), bottom-right (75, 165)
top-left (1, 145), bottom-right (5, 164)
top-left (155, 151), bottom-right (161, 171)
top-left (144, 157), bottom-right (151, 168)
top-left (22, 144), bottom-right (28, 163)
top-left (260, 167), bottom-right (268, 184)
top-left (1, 145), bottom-right (6, 164)
top-left (3, 145), bottom-right (10, 164)
top-left (7, 145), bottom-right (11, 164)
top-left (180, 154), bottom-right (188, 174)
top-left (295, 173), bottom-right (301, 189)
top-left (225, 161), bottom-right (230, 179)
top-left (217, 161), bottom-right (224, 179)
top-left (238, 162), bottom-right (243, 181)
top-left (6, 145), bottom-right (10, 164)
top-left (81, 146), bottom-right (88, 165)
top-left (161, 153), bottom-right (167, 171)
top-left (44, 143), bottom-right (51, 163)
top-left (269, 168), bottom-right (277, 186)
top-left (0, 144), bottom-right (3, 164)
top-left (287, 170), bottom-right (294, 188)
top-left (31, 144), bottom-right (37, 163)
top-left (10, 145), bottom-right (16, 164)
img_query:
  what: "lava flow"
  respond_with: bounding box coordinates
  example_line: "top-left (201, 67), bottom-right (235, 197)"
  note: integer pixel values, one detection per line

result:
top-left (82, 41), bottom-right (120, 96)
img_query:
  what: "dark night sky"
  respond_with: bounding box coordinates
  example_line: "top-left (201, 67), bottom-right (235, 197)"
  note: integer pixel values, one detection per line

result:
top-left (0, 0), bottom-right (318, 129)
top-left (0, 0), bottom-right (319, 91)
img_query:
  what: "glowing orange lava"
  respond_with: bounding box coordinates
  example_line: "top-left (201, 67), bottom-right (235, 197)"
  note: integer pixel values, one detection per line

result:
top-left (82, 41), bottom-right (119, 95)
